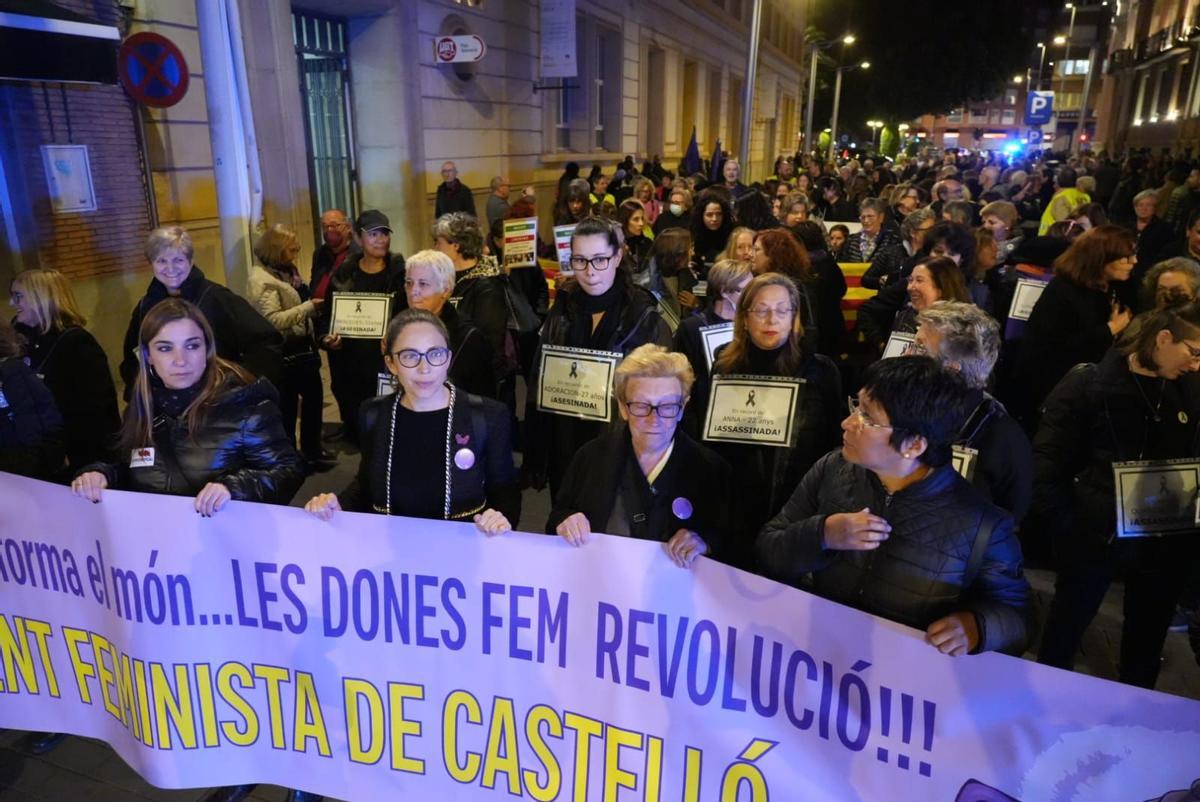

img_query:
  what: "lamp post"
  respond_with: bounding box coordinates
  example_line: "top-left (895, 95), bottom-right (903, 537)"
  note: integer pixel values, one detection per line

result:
top-left (828, 60), bottom-right (870, 162)
top-left (1036, 41), bottom-right (1047, 89)
top-left (739, 0), bottom-right (764, 174)
top-left (804, 33), bottom-right (855, 156)
top-left (867, 120), bottom-right (882, 150)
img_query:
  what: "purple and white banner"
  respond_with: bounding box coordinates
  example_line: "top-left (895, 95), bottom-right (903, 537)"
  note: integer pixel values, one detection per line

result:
top-left (1, 473), bottom-right (1198, 800)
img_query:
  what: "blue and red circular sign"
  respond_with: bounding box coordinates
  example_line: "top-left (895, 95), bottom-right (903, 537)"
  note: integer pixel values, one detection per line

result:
top-left (118, 32), bottom-right (190, 108)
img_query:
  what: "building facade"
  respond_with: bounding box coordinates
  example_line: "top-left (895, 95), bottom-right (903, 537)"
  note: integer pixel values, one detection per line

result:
top-left (908, 84), bottom-right (1031, 153)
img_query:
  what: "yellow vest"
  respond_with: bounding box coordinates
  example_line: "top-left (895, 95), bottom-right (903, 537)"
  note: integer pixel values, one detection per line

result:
top-left (1039, 187), bottom-right (1090, 235)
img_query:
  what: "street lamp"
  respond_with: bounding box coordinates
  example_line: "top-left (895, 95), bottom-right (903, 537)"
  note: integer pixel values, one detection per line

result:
top-left (1053, 34), bottom-right (1067, 45)
top-left (828, 61), bottom-right (870, 161)
top-left (804, 32), bottom-right (856, 155)
top-left (1013, 75), bottom-right (1023, 83)
top-left (867, 120), bottom-right (883, 149)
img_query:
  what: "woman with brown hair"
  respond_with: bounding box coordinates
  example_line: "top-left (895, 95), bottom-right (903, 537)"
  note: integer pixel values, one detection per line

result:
top-left (1015, 223), bottom-right (1137, 426)
top-left (707, 273), bottom-right (842, 566)
top-left (71, 299), bottom-right (306, 513)
top-left (751, 228), bottom-right (820, 349)
top-left (649, 227), bottom-right (695, 318)
top-left (860, 255), bottom-right (970, 354)
top-left (10, 268), bottom-right (119, 473)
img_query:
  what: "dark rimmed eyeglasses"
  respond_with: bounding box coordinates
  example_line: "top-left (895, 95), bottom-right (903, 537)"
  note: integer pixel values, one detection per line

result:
top-left (390, 348), bottom-right (450, 368)
top-left (623, 399), bottom-right (684, 419)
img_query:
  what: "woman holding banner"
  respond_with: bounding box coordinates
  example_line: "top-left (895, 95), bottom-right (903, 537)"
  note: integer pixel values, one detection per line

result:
top-left (70, 299), bottom-right (306, 514)
top-left (523, 216), bottom-right (672, 498)
top-left (705, 273), bottom-right (842, 569)
top-left (757, 356), bottom-right (1033, 657)
top-left (1033, 303), bottom-right (1200, 688)
top-left (305, 308), bottom-right (519, 533)
top-left (548, 344), bottom-right (738, 567)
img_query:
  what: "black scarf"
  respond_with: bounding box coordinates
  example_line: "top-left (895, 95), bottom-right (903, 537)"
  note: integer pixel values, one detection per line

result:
top-left (151, 375), bottom-right (206, 418)
top-left (568, 282), bottom-right (626, 349)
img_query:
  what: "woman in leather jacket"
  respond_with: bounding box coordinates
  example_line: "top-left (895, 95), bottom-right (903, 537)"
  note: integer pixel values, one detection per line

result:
top-left (304, 308), bottom-right (519, 532)
top-left (71, 299), bottom-right (305, 514)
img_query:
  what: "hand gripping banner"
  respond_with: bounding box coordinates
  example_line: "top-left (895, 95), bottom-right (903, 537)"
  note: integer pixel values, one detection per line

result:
top-left (0, 473), bottom-right (1198, 800)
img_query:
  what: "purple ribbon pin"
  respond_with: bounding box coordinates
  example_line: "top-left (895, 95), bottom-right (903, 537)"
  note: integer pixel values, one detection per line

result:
top-left (672, 497), bottom-right (693, 521)
top-left (454, 448), bottom-right (475, 470)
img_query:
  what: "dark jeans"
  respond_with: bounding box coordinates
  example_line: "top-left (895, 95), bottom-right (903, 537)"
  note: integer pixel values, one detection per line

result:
top-left (279, 357), bottom-right (324, 457)
top-left (1037, 541), bottom-right (1191, 689)
top-left (327, 350), bottom-right (377, 445)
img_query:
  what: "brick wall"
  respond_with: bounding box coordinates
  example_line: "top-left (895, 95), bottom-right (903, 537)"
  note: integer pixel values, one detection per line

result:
top-left (9, 0), bottom-right (153, 280)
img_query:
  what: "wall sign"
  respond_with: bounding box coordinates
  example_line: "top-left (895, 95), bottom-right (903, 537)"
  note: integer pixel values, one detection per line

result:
top-left (118, 31), bottom-right (190, 108)
top-left (40, 145), bottom-right (96, 213)
top-left (434, 35), bottom-right (486, 64)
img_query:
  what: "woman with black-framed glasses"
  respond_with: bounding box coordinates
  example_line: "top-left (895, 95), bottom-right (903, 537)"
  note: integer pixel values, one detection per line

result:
top-left (304, 309), bottom-right (519, 533)
top-left (547, 344), bottom-right (737, 567)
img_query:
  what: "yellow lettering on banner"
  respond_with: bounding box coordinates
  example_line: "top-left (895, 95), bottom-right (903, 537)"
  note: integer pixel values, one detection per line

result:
top-left (134, 658), bottom-right (154, 747)
top-left (194, 664), bottom-right (220, 748)
top-left (150, 662), bottom-right (197, 750)
top-left (116, 653), bottom-right (141, 741)
top-left (343, 678), bottom-right (384, 764)
top-left (682, 746), bottom-right (703, 802)
top-left (603, 724), bottom-right (643, 801)
top-left (443, 690), bottom-right (483, 783)
top-left (0, 615), bottom-right (39, 695)
top-left (62, 626), bottom-right (95, 704)
top-left (293, 671), bottom-right (331, 757)
top-left (217, 663), bottom-right (258, 747)
top-left (24, 619), bottom-right (59, 698)
top-left (720, 739), bottom-right (774, 802)
top-left (253, 664), bottom-right (291, 749)
top-left (90, 633), bottom-right (121, 722)
top-left (482, 697), bottom-right (520, 794)
top-left (522, 704), bottom-right (563, 801)
top-left (387, 682), bottom-right (424, 773)
top-left (643, 735), bottom-right (663, 802)
top-left (564, 712), bottom-right (603, 802)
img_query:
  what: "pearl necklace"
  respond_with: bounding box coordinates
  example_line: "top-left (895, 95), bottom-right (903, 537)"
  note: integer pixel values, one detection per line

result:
top-left (384, 383), bottom-right (455, 518)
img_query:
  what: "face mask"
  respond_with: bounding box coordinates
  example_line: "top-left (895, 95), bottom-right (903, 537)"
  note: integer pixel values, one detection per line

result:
top-left (669, 203), bottom-right (684, 216)
top-left (323, 228), bottom-right (345, 248)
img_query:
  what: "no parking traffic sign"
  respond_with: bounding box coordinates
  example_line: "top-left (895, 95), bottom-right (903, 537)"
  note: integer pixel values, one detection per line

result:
top-left (118, 32), bottom-right (190, 108)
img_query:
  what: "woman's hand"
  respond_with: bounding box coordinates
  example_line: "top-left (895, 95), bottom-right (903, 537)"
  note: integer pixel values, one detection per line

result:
top-left (678, 290), bottom-right (699, 311)
top-left (1108, 300), bottom-right (1132, 336)
top-left (822, 508), bottom-right (891, 551)
top-left (194, 483), bottom-right (232, 517)
top-left (473, 509), bottom-right (512, 537)
top-left (925, 611), bottom-right (980, 657)
top-left (555, 512), bottom-right (591, 546)
top-left (71, 471), bottom-right (108, 503)
top-left (304, 493), bottom-right (341, 521)
top-left (321, 333), bottom-right (343, 351)
top-left (311, 296), bottom-right (325, 310)
top-left (664, 529), bottom-right (708, 568)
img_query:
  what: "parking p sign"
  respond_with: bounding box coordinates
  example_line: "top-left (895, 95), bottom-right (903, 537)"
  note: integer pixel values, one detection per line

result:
top-left (1025, 91), bottom-right (1054, 126)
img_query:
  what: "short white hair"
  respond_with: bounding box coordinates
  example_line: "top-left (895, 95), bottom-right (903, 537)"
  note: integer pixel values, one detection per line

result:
top-left (404, 249), bottom-right (456, 293)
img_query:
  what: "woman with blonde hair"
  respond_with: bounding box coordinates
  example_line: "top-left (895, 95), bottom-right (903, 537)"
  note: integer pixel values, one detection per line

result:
top-left (631, 175), bottom-right (661, 225)
top-left (248, 223), bottom-right (333, 471)
top-left (10, 268), bottom-right (119, 472)
top-left (719, 226), bottom-right (755, 263)
top-left (72, 299), bottom-right (305, 513)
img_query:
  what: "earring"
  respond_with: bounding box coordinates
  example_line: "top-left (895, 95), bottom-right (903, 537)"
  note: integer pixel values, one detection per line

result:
top-left (902, 452), bottom-right (911, 459)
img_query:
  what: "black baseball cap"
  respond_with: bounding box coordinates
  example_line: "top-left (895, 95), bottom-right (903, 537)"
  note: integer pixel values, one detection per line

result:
top-left (355, 209), bottom-right (392, 233)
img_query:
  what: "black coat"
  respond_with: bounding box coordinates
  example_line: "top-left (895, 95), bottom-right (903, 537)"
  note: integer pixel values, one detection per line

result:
top-left (320, 252), bottom-right (406, 383)
top-left (861, 241), bottom-right (918, 290)
top-left (1031, 349), bottom-right (1200, 561)
top-left (440, 303), bottom-right (496, 398)
top-left (435, 181), bottom-right (477, 218)
top-left (652, 210), bottom-right (690, 236)
top-left (85, 378), bottom-right (305, 503)
top-left (0, 357), bottom-right (64, 480)
top-left (856, 280), bottom-right (914, 353)
top-left (757, 451), bottom-right (1033, 655)
top-left (16, 323), bottom-right (120, 471)
top-left (806, 250), bottom-right (848, 357)
top-left (451, 266), bottom-right (514, 379)
top-left (1120, 218), bottom-right (1178, 310)
top-left (843, 223), bottom-right (902, 264)
top-left (341, 390), bottom-right (520, 525)
top-left (672, 308), bottom-right (728, 437)
top-left (958, 389), bottom-right (1033, 523)
top-left (1014, 277), bottom-right (1114, 425)
top-left (524, 283), bottom-right (672, 495)
top-left (119, 266), bottom-right (283, 399)
top-left (546, 426), bottom-right (739, 558)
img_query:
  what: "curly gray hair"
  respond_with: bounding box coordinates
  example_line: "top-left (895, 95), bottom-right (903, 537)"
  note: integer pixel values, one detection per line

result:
top-left (431, 212), bottom-right (484, 262)
top-left (914, 300), bottom-right (1000, 389)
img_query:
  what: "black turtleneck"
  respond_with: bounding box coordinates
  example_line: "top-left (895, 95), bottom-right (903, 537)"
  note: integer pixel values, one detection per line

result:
top-left (746, 341), bottom-right (789, 376)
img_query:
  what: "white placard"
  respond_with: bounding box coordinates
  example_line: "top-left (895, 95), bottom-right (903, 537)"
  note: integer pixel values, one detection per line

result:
top-left (329, 292), bottom-right (392, 339)
top-left (702, 374), bottom-right (802, 448)
top-left (1007, 277), bottom-right (1048, 322)
top-left (700, 322), bottom-right (734, 372)
top-left (503, 217), bottom-right (538, 269)
top-left (540, 0), bottom-right (577, 78)
top-left (692, 281), bottom-right (708, 298)
top-left (41, 144), bottom-right (96, 213)
top-left (882, 330), bottom-right (916, 360)
top-left (951, 445), bottom-right (979, 482)
top-left (377, 371), bottom-right (395, 397)
top-left (536, 345), bottom-right (620, 422)
top-left (1112, 459), bottom-right (1200, 538)
top-left (553, 223), bottom-right (576, 272)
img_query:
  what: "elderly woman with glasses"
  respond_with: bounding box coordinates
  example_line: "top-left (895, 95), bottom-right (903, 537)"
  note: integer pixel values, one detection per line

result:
top-left (706, 272), bottom-right (842, 568)
top-left (305, 308), bottom-right (519, 533)
top-left (758, 356), bottom-right (1034, 657)
top-left (548, 344), bottom-right (737, 568)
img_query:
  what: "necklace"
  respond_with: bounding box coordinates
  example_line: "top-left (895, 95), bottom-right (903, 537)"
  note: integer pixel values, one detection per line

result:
top-left (1128, 354), bottom-right (1165, 422)
top-left (384, 384), bottom-right (455, 518)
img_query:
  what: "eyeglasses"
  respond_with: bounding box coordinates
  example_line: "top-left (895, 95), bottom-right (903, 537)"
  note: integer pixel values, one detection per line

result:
top-left (1180, 340), bottom-right (1200, 360)
top-left (748, 305), bottom-right (795, 321)
top-left (569, 254), bottom-right (614, 271)
top-left (624, 399), bottom-right (684, 419)
top-left (847, 396), bottom-right (893, 430)
top-left (390, 348), bottom-right (451, 368)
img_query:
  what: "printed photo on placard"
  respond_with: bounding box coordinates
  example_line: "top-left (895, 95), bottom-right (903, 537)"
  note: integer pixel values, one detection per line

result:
top-left (703, 374), bottom-right (803, 447)
top-left (537, 345), bottom-right (621, 422)
top-left (1112, 459), bottom-right (1200, 538)
top-left (329, 292), bottom-right (392, 339)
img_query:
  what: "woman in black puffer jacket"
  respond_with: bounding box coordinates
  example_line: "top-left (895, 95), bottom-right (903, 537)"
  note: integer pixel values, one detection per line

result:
top-left (758, 356), bottom-right (1033, 657)
top-left (1033, 304), bottom-right (1200, 689)
top-left (71, 299), bottom-right (305, 514)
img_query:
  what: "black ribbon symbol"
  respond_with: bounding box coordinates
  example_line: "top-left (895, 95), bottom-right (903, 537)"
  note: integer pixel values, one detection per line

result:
top-left (355, 301), bottom-right (363, 313)
top-left (570, 361), bottom-right (578, 378)
top-left (746, 390), bottom-right (756, 407)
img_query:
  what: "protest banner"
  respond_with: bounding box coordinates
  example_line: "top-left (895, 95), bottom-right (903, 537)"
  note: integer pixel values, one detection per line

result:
top-left (1, 473), bottom-right (1198, 800)
top-left (503, 218), bottom-right (538, 269)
